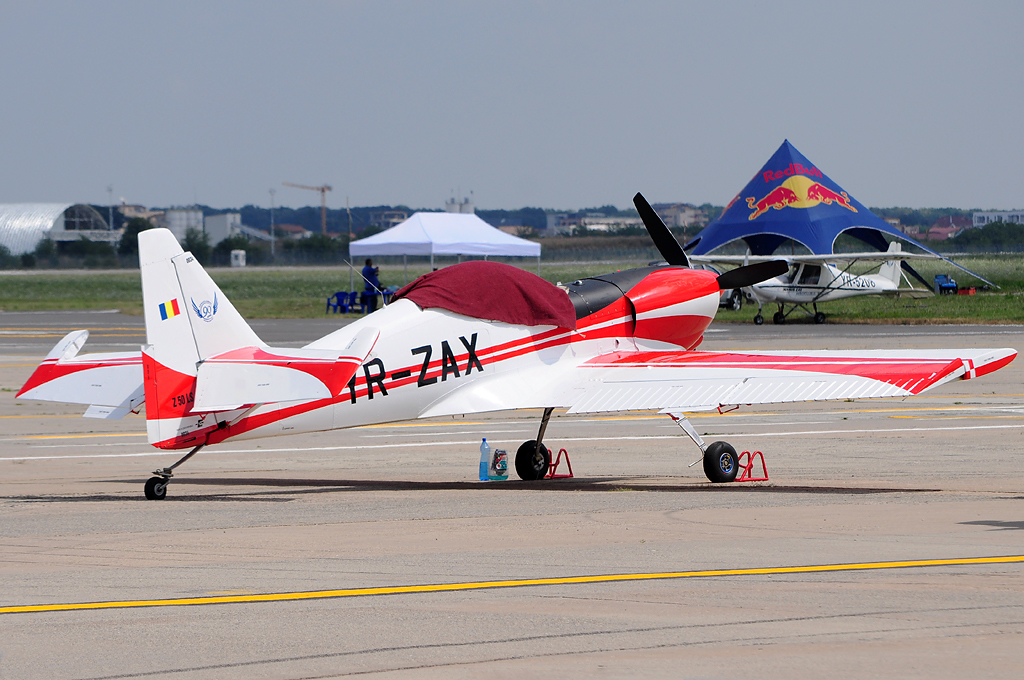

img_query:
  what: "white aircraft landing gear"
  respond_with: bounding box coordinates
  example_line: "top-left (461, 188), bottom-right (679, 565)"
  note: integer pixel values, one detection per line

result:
top-left (668, 412), bottom-right (739, 483)
top-left (144, 444), bottom-right (206, 500)
top-left (517, 407), bottom-right (554, 480)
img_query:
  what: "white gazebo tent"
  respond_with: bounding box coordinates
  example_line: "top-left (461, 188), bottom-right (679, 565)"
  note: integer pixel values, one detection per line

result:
top-left (348, 212), bottom-right (541, 287)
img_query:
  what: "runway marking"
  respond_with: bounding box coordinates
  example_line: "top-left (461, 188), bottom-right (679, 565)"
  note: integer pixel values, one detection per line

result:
top-left (890, 415), bottom-right (1024, 421)
top-left (3, 555), bottom-right (1021, 615)
top-left (5, 423), bottom-right (1024, 461)
top-left (21, 432), bottom-right (146, 440)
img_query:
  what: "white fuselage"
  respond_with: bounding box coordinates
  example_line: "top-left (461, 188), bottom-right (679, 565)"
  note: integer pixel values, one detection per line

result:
top-left (749, 263), bottom-right (898, 305)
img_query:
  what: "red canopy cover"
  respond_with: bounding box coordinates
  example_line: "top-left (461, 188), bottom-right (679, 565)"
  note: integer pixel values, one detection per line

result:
top-left (392, 261), bottom-right (577, 330)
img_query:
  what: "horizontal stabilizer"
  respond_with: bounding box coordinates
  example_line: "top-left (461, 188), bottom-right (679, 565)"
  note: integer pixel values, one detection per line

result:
top-left (17, 330), bottom-right (144, 412)
top-left (193, 327), bottom-right (379, 411)
top-left (84, 404), bottom-right (134, 420)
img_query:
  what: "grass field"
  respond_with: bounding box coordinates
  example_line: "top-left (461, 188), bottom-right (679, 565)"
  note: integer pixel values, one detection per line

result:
top-left (0, 255), bottom-right (1021, 323)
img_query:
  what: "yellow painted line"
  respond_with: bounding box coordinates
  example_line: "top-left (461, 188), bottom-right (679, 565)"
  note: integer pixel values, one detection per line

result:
top-left (0, 333), bottom-right (143, 338)
top-left (0, 327), bottom-right (143, 331)
top-left (3, 555), bottom-right (1021, 616)
top-left (0, 415), bottom-right (83, 419)
top-left (890, 415), bottom-right (1024, 420)
top-left (21, 432), bottom-right (146, 440)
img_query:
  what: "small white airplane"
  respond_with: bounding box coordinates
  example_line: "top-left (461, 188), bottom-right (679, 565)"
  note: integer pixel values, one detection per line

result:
top-left (692, 242), bottom-right (938, 325)
top-left (16, 194), bottom-right (1016, 499)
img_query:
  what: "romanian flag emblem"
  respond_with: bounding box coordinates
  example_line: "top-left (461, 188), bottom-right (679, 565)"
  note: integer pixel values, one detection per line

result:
top-left (159, 299), bottom-right (181, 320)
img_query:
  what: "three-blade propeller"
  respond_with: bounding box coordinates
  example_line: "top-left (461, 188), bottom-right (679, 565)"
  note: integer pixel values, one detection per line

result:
top-left (633, 191), bottom-right (787, 290)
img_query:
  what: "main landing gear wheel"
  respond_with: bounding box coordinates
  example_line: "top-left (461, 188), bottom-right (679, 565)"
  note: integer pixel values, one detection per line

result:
top-left (703, 441), bottom-right (739, 484)
top-left (144, 477), bottom-right (168, 500)
top-left (814, 311), bottom-right (826, 324)
top-left (754, 314), bottom-right (764, 325)
top-left (728, 290), bottom-right (742, 311)
top-left (772, 311), bottom-right (785, 325)
top-left (515, 440), bottom-right (550, 481)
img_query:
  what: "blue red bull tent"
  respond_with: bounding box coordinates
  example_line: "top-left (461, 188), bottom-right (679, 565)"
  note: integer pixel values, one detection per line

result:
top-left (684, 140), bottom-right (989, 286)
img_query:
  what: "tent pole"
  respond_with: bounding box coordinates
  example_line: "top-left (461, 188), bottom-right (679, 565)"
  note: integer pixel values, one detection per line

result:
top-left (537, 255), bottom-right (540, 276)
top-left (349, 254), bottom-right (354, 293)
top-left (430, 252), bottom-right (434, 270)
top-left (403, 254), bottom-right (407, 285)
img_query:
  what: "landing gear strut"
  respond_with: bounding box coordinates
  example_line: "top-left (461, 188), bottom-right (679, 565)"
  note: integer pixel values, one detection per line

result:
top-left (668, 412), bottom-right (740, 483)
top-left (144, 444), bottom-right (205, 500)
top-left (516, 407), bottom-right (553, 480)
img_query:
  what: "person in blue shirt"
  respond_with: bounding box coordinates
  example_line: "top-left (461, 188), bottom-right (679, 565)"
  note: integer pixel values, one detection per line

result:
top-left (361, 259), bottom-right (381, 313)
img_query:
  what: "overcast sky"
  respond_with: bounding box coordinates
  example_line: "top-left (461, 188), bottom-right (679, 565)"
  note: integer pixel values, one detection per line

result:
top-left (0, 1), bottom-right (1020, 211)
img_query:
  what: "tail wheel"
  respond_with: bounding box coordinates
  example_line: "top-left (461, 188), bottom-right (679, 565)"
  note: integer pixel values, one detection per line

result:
top-left (702, 442), bottom-right (739, 483)
top-left (515, 440), bottom-right (550, 481)
top-left (144, 477), bottom-right (167, 500)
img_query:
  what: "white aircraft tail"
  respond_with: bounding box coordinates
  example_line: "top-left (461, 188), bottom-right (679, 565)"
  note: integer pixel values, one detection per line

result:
top-left (878, 241), bottom-right (902, 285)
top-left (138, 228), bottom-right (265, 445)
top-left (137, 228), bottom-right (375, 449)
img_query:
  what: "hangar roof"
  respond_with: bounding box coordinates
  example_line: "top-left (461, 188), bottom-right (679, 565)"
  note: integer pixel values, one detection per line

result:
top-left (0, 203), bottom-right (73, 256)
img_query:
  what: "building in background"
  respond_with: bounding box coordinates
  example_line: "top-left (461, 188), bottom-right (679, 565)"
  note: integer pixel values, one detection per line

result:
top-left (546, 212), bottom-right (643, 235)
top-left (651, 203), bottom-right (706, 228)
top-left (162, 208), bottom-right (203, 242)
top-left (369, 210), bottom-right (408, 230)
top-left (927, 216), bottom-right (972, 241)
top-left (273, 224), bottom-right (311, 240)
top-left (0, 203), bottom-right (116, 255)
top-left (973, 210), bottom-right (1024, 227)
top-left (445, 197), bottom-right (475, 214)
top-left (203, 213), bottom-right (242, 245)
top-left (119, 203), bottom-right (164, 225)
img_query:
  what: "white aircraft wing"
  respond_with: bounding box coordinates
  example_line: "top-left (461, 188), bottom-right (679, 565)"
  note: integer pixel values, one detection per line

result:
top-left (690, 251), bottom-right (939, 266)
top-left (562, 348), bottom-right (1016, 414)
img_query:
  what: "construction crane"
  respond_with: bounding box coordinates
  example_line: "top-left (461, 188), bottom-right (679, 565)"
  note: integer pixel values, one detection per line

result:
top-left (282, 182), bottom-right (332, 235)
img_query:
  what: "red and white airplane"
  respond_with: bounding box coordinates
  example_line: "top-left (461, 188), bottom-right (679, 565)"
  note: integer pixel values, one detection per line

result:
top-left (17, 194), bottom-right (1016, 499)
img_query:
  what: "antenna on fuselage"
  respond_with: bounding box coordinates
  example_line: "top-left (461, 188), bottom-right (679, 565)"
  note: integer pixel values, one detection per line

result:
top-left (633, 192), bottom-right (690, 267)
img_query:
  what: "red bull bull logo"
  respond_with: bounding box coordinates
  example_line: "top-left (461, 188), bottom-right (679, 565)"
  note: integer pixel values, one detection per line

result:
top-left (746, 174), bottom-right (857, 220)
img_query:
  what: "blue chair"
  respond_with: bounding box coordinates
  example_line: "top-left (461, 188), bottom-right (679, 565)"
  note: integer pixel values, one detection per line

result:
top-left (347, 291), bottom-right (364, 313)
top-left (934, 274), bottom-right (957, 295)
top-left (326, 292), bottom-right (349, 314)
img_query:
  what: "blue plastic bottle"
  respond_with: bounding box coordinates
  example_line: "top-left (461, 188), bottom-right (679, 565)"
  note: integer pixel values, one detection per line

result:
top-left (479, 438), bottom-right (490, 481)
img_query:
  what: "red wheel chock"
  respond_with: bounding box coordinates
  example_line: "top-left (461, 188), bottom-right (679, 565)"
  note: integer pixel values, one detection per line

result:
top-left (735, 451), bottom-right (768, 482)
top-left (546, 448), bottom-right (574, 479)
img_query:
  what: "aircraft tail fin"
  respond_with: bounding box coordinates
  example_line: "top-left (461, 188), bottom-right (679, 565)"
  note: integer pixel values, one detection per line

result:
top-left (138, 228), bottom-right (264, 446)
top-left (878, 241), bottom-right (902, 286)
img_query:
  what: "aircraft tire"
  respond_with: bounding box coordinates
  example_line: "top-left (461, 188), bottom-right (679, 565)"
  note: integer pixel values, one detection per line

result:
top-left (728, 291), bottom-right (742, 311)
top-left (515, 440), bottom-right (550, 481)
top-left (814, 311), bottom-right (826, 324)
top-left (772, 311), bottom-right (785, 325)
top-left (144, 477), bottom-right (167, 500)
top-left (703, 442), bottom-right (739, 483)
top-left (754, 314), bottom-right (763, 325)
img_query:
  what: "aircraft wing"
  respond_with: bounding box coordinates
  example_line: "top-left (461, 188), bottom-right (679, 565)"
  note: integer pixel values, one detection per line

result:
top-left (16, 330), bottom-right (145, 419)
top-left (690, 252), bottom-right (939, 265)
top-left (562, 348), bottom-right (1016, 413)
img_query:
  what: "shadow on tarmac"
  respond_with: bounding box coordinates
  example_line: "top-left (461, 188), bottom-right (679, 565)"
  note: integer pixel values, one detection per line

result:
top-left (0, 477), bottom-right (941, 503)
top-left (960, 519), bottom-right (1024, 531)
